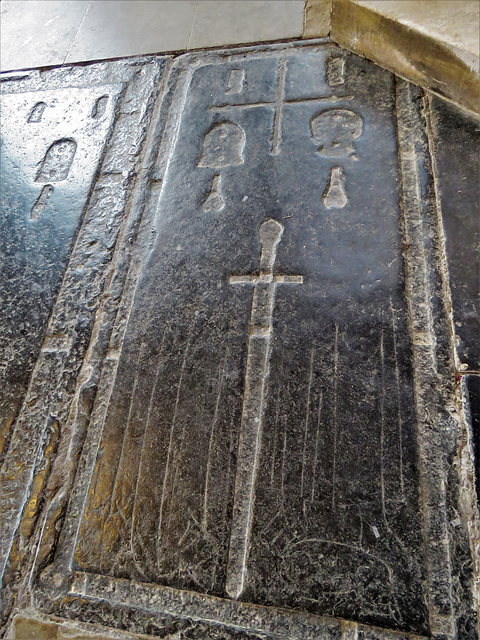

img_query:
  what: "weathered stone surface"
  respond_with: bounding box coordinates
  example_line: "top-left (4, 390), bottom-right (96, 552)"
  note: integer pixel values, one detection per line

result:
top-left (0, 56), bottom-right (171, 620)
top-left (0, 41), bottom-right (478, 640)
top-left (13, 614), bottom-right (269, 639)
top-left (14, 615), bottom-right (104, 639)
top-left (63, 44), bottom-right (430, 634)
top-left (429, 96), bottom-right (480, 372)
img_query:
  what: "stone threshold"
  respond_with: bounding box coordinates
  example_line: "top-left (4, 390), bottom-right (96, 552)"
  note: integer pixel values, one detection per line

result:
top-left (305, 0), bottom-right (480, 116)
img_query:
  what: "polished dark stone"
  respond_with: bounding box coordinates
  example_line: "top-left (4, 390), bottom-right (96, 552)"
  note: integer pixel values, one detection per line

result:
top-left (71, 46), bottom-right (427, 634)
top-left (430, 97), bottom-right (480, 371)
top-left (464, 375), bottom-right (480, 501)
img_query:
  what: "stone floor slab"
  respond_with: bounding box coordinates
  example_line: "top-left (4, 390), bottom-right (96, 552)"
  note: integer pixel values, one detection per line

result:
top-left (429, 96), bottom-right (480, 372)
top-left (64, 1), bottom-right (198, 64)
top-left (0, 83), bottom-right (122, 458)
top-left (0, 1), bottom-right (89, 71)
top-left (0, 53), bottom-right (171, 595)
top-left (188, 1), bottom-right (305, 50)
top-left (47, 43), bottom-right (430, 636)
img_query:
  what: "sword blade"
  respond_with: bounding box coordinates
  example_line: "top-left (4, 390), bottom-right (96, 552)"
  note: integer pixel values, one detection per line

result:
top-left (227, 219), bottom-right (302, 599)
top-left (226, 281), bottom-right (276, 599)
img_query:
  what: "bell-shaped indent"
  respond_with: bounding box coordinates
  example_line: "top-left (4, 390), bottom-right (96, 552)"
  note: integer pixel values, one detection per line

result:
top-left (198, 121), bottom-right (246, 169)
top-left (35, 138), bottom-right (77, 183)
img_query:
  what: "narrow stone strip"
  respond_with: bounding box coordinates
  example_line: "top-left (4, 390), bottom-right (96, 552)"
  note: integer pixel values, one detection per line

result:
top-left (395, 78), bottom-right (455, 638)
top-left (71, 571), bottom-right (428, 640)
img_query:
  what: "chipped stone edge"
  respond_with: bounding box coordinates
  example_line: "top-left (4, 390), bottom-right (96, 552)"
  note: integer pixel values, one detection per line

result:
top-left (424, 92), bottom-right (480, 621)
top-left (67, 570), bottom-right (428, 640)
top-left (395, 79), bottom-right (457, 638)
top-left (457, 376), bottom-right (480, 612)
top-left (10, 611), bottom-right (150, 640)
top-left (396, 79), bottom-right (479, 636)
top-left (40, 62), bottom-right (196, 593)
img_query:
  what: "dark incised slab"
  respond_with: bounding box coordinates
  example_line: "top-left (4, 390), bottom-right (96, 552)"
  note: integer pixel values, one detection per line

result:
top-left (464, 375), bottom-right (480, 501)
top-left (430, 96), bottom-right (480, 371)
top-left (4, 41), bottom-right (475, 640)
top-left (63, 44), bottom-right (428, 635)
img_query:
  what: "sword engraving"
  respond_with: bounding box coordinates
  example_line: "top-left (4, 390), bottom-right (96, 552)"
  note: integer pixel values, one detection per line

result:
top-left (226, 219), bottom-right (303, 599)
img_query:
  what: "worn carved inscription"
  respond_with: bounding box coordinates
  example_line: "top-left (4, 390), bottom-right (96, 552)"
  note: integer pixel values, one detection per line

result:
top-left (50, 46), bottom-right (429, 636)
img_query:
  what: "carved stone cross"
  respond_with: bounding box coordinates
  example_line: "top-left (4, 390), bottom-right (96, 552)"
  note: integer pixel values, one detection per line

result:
top-left (211, 55), bottom-right (352, 156)
top-left (226, 219), bottom-right (303, 599)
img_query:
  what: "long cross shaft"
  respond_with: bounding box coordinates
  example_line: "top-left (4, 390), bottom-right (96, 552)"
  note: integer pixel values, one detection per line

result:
top-left (226, 219), bottom-right (302, 599)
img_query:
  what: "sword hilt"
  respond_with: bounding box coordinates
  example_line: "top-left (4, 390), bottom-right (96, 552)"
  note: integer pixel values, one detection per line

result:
top-left (259, 219), bottom-right (284, 273)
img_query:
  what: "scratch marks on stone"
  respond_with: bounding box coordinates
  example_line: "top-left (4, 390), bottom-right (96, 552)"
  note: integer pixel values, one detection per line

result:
top-left (301, 348), bottom-right (315, 499)
top-left (281, 391), bottom-right (288, 499)
top-left (130, 323), bottom-right (169, 558)
top-left (227, 219), bottom-right (302, 598)
top-left (157, 323), bottom-right (195, 548)
top-left (395, 79), bottom-right (455, 634)
top-left (107, 342), bottom-right (146, 520)
top-left (287, 537), bottom-right (395, 582)
top-left (72, 569), bottom-right (428, 640)
top-left (270, 56), bottom-right (287, 156)
top-left (203, 346), bottom-right (229, 532)
top-left (311, 390), bottom-right (323, 504)
top-left (379, 329), bottom-right (386, 522)
top-left (270, 360), bottom-right (283, 487)
top-left (390, 298), bottom-right (405, 498)
top-left (331, 324), bottom-right (339, 510)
